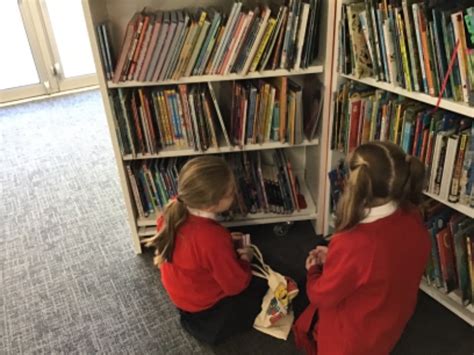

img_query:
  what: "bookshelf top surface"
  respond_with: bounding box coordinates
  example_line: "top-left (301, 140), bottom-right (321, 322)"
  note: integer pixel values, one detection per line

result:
top-left (108, 66), bottom-right (324, 88)
top-left (423, 192), bottom-right (474, 219)
top-left (341, 74), bottom-right (474, 118)
top-left (122, 139), bottom-right (319, 160)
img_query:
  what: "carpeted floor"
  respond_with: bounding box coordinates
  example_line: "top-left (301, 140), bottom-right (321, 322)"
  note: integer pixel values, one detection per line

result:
top-left (0, 90), bottom-right (472, 354)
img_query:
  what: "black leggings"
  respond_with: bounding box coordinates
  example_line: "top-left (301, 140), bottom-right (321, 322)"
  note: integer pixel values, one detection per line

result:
top-left (178, 277), bottom-right (268, 345)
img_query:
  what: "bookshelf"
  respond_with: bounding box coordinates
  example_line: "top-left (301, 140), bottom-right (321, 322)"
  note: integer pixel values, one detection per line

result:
top-left (82, 0), bottom-right (337, 254)
top-left (340, 74), bottom-right (474, 117)
top-left (108, 65), bottom-right (324, 88)
top-left (326, 0), bottom-right (474, 326)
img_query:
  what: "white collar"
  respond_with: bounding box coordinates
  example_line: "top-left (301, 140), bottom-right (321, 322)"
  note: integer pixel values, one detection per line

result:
top-left (360, 201), bottom-right (398, 224)
top-left (187, 207), bottom-right (217, 221)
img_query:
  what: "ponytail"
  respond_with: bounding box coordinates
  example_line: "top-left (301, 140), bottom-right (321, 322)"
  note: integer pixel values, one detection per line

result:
top-left (144, 198), bottom-right (188, 267)
top-left (399, 155), bottom-right (425, 207)
top-left (143, 155), bottom-right (235, 268)
top-left (335, 162), bottom-right (373, 232)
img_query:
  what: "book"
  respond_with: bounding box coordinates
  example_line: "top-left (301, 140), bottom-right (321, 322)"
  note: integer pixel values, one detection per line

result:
top-left (207, 82), bottom-right (231, 147)
top-left (138, 12), bottom-right (163, 82)
top-left (113, 13), bottom-right (139, 83)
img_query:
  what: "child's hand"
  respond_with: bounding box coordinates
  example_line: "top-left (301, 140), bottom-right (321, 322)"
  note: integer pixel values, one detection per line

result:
top-left (310, 246), bottom-right (328, 265)
top-left (305, 255), bottom-right (317, 271)
top-left (231, 232), bottom-right (244, 239)
top-left (237, 246), bottom-right (253, 262)
top-left (231, 232), bottom-right (244, 249)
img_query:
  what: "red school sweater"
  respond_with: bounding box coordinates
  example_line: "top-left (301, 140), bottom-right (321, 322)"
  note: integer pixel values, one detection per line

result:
top-left (159, 214), bottom-right (252, 312)
top-left (306, 207), bottom-right (430, 355)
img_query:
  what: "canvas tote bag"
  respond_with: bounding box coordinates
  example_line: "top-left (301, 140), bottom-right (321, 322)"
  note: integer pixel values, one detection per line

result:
top-left (250, 244), bottom-right (299, 340)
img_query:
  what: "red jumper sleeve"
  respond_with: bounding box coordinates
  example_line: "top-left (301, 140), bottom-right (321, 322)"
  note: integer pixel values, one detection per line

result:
top-left (306, 235), bottom-right (373, 308)
top-left (202, 229), bottom-right (252, 296)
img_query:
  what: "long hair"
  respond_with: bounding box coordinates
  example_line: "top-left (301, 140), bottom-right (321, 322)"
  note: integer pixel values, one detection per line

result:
top-left (335, 141), bottom-right (425, 232)
top-left (144, 156), bottom-right (235, 267)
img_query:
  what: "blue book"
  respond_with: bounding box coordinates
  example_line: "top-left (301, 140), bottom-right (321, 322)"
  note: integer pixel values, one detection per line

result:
top-left (271, 103), bottom-right (280, 141)
top-left (246, 85), bottom-right (258, 141)
top-left (193, 11), bottom-right (222, 75)
top-left (170, 92), bottom-right (184, 140)
top-left (376, 8), bottom-right (390, 82)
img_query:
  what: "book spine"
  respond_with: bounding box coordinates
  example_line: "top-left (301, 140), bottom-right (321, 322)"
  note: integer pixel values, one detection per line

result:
top-left (449, 132), bottom-right (468, 202)
top-left (412, 4), bottom-right (428, 94)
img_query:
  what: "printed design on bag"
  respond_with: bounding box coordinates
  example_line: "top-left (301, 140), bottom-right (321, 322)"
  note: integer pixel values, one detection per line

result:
top-left (267, 297), bottom-right (284, 324)
top-left (266, 277), bottom-right (300, 324)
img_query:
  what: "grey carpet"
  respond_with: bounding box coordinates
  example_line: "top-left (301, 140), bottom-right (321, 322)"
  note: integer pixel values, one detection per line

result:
top-left (0, 90), bottom-right (472, 354)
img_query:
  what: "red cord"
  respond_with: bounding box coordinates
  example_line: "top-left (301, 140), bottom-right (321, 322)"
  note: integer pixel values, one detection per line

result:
top-left (431, 39), bottom-right (460, 113)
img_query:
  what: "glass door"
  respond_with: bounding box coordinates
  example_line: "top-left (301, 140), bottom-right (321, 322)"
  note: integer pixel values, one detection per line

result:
top-left (0, 0), bottom-right (50, 103)
top-left (40, 0), bottom-right (97, 91)
top-left (0, 0), bottom-right (97, 104)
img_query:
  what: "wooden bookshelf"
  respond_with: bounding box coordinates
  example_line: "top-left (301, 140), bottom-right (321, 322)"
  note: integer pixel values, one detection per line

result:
top-left (138, 171), bottom-right (318, 236)
top-left (326, 0), bottom-right (474, 326)
top-left (137, 175), bottom-right (317, 227)
top-left (108, 65), bottom-right (324, 88)
top-left (420, 280), bottom-right (474, 326)
top-left (122, 138), bottom-right (319, 160)
top-left (341, 74), bottom-right (474, 118)
top-left (82, 0), bottom-right (337, 254)
top-left (423, 192), bottom-right (474, 219)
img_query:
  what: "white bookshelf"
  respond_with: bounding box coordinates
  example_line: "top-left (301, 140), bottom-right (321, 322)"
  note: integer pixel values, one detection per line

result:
top-left (420, 280), bottom-right (474, 326)
top-left (326, 0), bottom-right (474, 326)
top-left (108, 65), bottom-right (324, 88)
top-left (82, 0), bottom-right (337, 254)
top-left (341, 74), bottom-right (474, 118)
top-left (423, 192), bottom-right (474, 219)
top-left (122, 138), bottom-right (319, 160)
top-left (138, 174), bottom-right (317, 226)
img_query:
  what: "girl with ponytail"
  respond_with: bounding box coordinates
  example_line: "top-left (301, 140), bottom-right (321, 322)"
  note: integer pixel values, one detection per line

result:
top-left (144, 156), bottom-right (266, 345)
top-left (294, 141), bottom-right (431, 355)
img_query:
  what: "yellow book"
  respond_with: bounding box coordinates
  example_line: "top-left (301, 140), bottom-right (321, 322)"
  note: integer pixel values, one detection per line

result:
top-left (259, 83), bottom-right (270, 143)
top-left (158, 91), bottom-right (173, 145)
top-left (164, 89), bottom-right (184, 147)
top-left (392, 103), bottom-right (403, 145)
top-left (268, 77), bottom-right (287, 143)
top-left (397, 12), bottom-right (412, 91)
top-left (249, 18), bottom-right (276, 72)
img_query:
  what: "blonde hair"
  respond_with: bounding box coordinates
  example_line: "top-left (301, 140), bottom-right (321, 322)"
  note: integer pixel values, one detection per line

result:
top-left (144, 156), bottom-right (235, 267)
top-left (335, 141), bottom-right (425, 232)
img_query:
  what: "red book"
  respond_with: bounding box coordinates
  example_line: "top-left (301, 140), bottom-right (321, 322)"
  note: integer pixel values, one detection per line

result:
top-left (348, 98), bottom-right (361, 152)
top-left (436, 227), bottom-right (457, 292)
top-left (112, 13), bottom-right (139, 83)
top-left (128, 14), bottom-right (151, 80)
top-left (138, 12), bottom-right (163, 82)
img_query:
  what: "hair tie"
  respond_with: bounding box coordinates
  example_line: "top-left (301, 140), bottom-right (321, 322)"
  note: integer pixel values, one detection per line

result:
top-left (176, 196), bottom-right (184, 204)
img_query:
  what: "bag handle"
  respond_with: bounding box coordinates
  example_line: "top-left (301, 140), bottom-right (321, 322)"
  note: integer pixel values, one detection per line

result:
top-left (249, 244), bottom-right (270, 279)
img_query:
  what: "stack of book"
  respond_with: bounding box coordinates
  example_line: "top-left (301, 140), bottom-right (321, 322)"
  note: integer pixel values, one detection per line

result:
top-left (96, 0), bottom-right (322, 83)
top-left (227, 149), bottom-right (305, 216)
top-left (110, 76), bottom-right (323, 156)
top-left (338, 1), bottom-right (474, 106)
top-left (109, 83), bottom-right (230, 155)
top-left (127, 149), bottom-right (306, 218)
top-left (422, 200), bottom-right (474, 307)
top-left (332, 82), bottom-right (474, 207)
top-left (126, 158), bottom-right (184, 218)
top-left (228, 77), bottom-right (323, 145)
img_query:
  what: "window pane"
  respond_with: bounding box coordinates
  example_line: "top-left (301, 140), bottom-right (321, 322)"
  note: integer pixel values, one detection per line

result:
top-left (45, 0), bottom-right (96, 78)
top-left (0, 1), bottom-right (40, 90)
